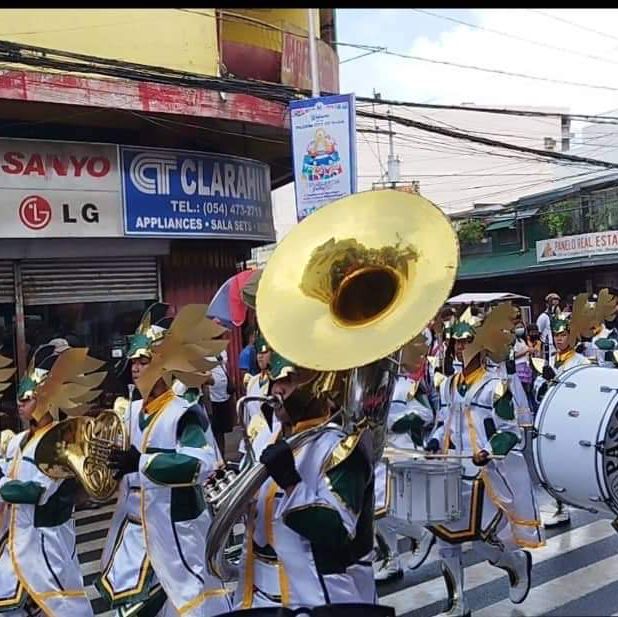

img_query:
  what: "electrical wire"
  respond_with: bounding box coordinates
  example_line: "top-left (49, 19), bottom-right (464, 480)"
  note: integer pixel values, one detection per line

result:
top-left (528, 9), bottom-right (618, 43)
top-left (412, 8), bottom-right (618, 67)
top-left (358, 109), bottom-right (618, 170)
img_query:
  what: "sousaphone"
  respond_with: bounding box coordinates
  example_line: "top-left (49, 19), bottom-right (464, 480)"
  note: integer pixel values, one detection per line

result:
top-left (206, 189), bottom-right (460, 580)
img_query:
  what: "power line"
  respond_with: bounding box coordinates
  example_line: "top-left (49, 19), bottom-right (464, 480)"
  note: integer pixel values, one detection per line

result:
top-left (346, 44), bottom-right (618, 93)
top-left (529, 9), bottom-right (618, 43)
top-left (412, 8), bottom-right (618, 66)
top-left (358, 108), bottom-right (618, 170)
top-left (177, 9), bottom-right (618, 98)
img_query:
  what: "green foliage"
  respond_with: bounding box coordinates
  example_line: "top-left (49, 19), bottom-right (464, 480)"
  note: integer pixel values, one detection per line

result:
top-left (457, 219), bottom-right (486, 246)
top-left (540, 205), bottom-right (572, 237)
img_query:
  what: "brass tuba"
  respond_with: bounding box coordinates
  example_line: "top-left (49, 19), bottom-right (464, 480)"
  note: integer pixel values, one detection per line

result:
top-left (34, 411), bottom-right (127, 502)
top-left (206, 189), bottom-right (459, 581)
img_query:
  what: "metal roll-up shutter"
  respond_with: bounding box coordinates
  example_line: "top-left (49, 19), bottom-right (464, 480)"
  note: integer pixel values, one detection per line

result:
top-left (21, 257), bottom-right (159, 306)
top-left (0, 262), bottom-right (14, 303)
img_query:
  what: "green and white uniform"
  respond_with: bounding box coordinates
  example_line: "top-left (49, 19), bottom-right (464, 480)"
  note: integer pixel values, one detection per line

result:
top-left (0, 427), bottom-right (92, 616)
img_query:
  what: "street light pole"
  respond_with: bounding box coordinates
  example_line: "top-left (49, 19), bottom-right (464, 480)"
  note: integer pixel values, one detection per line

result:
top-left (308, 8), bottom-right (320, 97)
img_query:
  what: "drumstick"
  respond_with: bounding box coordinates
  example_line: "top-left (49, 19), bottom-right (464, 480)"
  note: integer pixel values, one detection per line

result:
top-left (382, 446), bottom-right (505, 460)
top-left (423, 453), bottom-right (506, 460)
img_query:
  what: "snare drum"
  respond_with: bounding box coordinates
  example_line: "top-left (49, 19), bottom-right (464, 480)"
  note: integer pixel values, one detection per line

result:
top-left (534, 364), bottom-right (618, 516)
top-left (387, 459), bottom-right (463, 525)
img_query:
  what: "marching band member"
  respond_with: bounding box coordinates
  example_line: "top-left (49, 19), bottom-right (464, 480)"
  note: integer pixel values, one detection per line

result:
top-left (240, 351), bottom-right (290, 463)
top-left (234, 360), bottom-right (378, 610)
top-left (0, 341), bottom-right (104, 617)
top-left (581, 289), bottom-right (618, 367)
top-left (239, 336), bottom-right (274, 459)
top-left (427, 305), bottom-right (544, 617)
top-left (375, 336), bottom-right (436, 582)
top-left (533, 294), bottom-right (591, 527)
top-left (104, 303), bottom-right (232, 616)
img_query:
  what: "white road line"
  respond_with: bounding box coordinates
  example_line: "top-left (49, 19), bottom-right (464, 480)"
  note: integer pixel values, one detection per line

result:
top-left (74, 505), bottom-right (117, 520)
top-left (381, 520), bottom-right (615, 615)
top-left (76, 520), bottom-right (113, 536)
top-left (475, 554), bottom-right (618, 616)
top-left (78, 537), bottom-right (107, 554)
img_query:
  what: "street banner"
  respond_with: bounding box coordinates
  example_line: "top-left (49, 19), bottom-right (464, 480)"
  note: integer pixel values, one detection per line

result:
top-left (290, 93), bottom-right (357, 221)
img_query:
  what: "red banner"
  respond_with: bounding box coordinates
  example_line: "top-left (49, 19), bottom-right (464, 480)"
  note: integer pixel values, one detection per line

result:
top-left (281, 32), bottom-right (340, 94)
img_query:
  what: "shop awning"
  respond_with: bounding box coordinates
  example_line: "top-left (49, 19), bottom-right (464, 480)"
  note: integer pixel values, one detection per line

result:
top-left (485, 207), bottom-right (539, 231)
top-left (486, 220), bottom-right (516, 232)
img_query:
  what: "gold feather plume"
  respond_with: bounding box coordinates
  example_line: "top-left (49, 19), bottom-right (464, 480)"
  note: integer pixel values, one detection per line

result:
top-left (32, 348), bottom-right (106, 422)
top-left (463, 302), bottom-right (518, 367)
top-left (594, 288), bottom-right (618, 327)
top-left (0, 354), bottom-right (15, 396)
top-left (136, 304), bottom-right (229, 400)
top-left (568, 292), bottom-right (597, 346)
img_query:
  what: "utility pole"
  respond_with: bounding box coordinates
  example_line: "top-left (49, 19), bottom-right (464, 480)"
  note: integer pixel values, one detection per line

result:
top-left (386, 110), bottom-right (401, 188)
top-left (308, 9), bottom-right (320, 97)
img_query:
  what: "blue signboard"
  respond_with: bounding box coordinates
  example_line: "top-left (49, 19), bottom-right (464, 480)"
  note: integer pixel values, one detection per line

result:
top-left (121, 146), bottom-right (275, 241)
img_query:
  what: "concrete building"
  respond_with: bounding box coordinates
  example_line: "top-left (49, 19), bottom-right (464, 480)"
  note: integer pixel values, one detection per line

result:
top-left (0, 9), bottom-right (338, 424)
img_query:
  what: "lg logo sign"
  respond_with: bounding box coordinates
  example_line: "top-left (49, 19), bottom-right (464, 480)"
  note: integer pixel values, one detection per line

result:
top-left (18, 195), bottom-right (100, 231)
top-left (19, 195), bottom-right (52, 230)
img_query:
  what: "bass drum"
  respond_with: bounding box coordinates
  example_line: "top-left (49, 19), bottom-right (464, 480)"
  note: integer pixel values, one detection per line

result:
top-left (533, 364), bottom-right (618, 516)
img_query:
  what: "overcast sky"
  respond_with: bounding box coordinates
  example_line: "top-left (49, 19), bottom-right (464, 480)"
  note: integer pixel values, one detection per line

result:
top-left (336, 9), bottom-right (618, 115)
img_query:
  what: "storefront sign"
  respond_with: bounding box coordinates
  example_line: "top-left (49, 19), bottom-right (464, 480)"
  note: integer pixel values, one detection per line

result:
top-left (0, 138), bottom-right (122, 237)
top-left (281, 33), bottom-right (340, 94)
top-left (290, 94), bottom-right (357, 221)
top-left (537, 230), bottom-right (618, 262)
top-left (121, 147), bottom-right (275, 241)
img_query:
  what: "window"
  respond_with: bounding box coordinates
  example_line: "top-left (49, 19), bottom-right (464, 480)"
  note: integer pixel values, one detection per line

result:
top-left (496, 225), bottom-right (519, 246)
top-left (544, 137), bottom-right (557, 151)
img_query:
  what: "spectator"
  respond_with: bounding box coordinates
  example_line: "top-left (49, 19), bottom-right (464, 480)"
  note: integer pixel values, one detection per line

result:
top-left (536, 292), bottom-right (561, 360)
top-left (239, 329), bottom-right (258, 387)
top-left (513, 322), bottom-right (535, 409)
top-left (206, 349), bottom-right (235, 459)
top-left (526, 324), bottom-right (543, 359)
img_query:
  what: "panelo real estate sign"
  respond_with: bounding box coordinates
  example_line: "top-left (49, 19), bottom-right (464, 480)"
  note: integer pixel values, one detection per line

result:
top-left (0, 138), bottom-right (122, 237)
top-left (537, 230), bottom-right (618, 262)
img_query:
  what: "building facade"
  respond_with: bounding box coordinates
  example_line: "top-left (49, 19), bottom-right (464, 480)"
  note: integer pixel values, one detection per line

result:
top-left (0, 9), bottom-right (338, 421)
top-left (452, 172), bottom-right (618, 316)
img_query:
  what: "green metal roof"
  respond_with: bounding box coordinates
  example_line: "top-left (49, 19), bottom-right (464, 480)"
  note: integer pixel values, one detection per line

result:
top-left (459, 250), bottom-right (537, 279)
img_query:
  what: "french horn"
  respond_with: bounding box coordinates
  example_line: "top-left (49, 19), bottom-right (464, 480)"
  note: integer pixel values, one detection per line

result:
top-left (206, 189), bottom-right (459, 580)
top-left (0, 429), bottom-right (15, 459)
top-left (34, 411), bottom-right (127, 502)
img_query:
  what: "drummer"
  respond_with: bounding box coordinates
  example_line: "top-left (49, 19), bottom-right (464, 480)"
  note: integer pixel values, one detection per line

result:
top-left (534, 295), bottom-right (591, 527)
top-left (374, 335), bottom-right (436, 582)
top-left (427, 304), bottom-right (544, 617)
